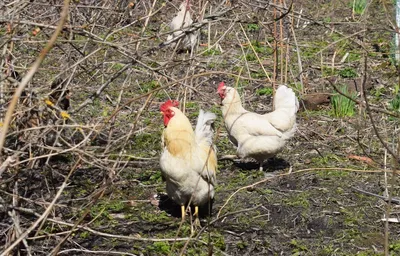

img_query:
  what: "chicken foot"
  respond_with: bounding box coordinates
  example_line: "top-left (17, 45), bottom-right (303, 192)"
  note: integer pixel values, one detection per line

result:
top-left (189, 206), bottom-right (201, 234)
top-left (181, 205), bottom-right (186, 220)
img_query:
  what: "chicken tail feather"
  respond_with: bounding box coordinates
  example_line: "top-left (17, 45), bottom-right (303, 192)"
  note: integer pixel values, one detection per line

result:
top-left (195, 109), bottom-right (216, 146)
top-left (274, 85), bottom-right (299, 115)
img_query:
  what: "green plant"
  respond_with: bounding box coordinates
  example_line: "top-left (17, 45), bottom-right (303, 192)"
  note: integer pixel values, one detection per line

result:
top-left (390, 241), bottom-right (400, 253)
top-left (256, 87), bottom-right (273, 96)
top-left (352, 0), bottom-right (367, 16)
top-left (389, 93), bottom-right (400, 112)
top-left (290, 239), bottom-right (309, 255)
top-left (331, 85), bottom-right (357, 117)
top-left (147, 241), bottom-right (171, 254)
top-left (339, 67), bottom-right (357, 78)
top-left (202, 48), bottom-right (221, 56)
top-left (245, 53), bottom-right (257, 61)
top-left (247, 23), bottom-right (259, 32)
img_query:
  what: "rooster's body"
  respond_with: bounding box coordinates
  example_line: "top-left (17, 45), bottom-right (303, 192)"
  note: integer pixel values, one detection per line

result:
top-left (160, 100), bottom-right (216, 223)
top-left (218, 83), bottom-right (299, 171)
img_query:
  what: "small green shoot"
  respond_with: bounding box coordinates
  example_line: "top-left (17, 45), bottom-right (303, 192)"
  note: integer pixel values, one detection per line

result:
top-left (339, 67), bottom-right (357, 78)
top-left (331, 85), bottom-right (357, 117)
top-left (247, 23), bottom-right (259, 32)
top-left (256, 87), bottom-right (273, 96)
top-left (202, 48), bottom-right (221, 56)
top-left (352, 0), bottom-right (367, 16)
top-left (389, 93), bottom-right (400, 112)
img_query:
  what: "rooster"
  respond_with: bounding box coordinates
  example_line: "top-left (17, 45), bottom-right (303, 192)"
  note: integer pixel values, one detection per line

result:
top-left (166, 0), bottom-right (197, 52)
top-left (160, 100), bottom-right (217, 225)
top-left (217, 82), bottom-right (299, 171)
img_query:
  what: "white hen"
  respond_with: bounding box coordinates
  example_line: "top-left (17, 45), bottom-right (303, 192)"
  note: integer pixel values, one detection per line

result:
top-left (217, 82), bottom-right (299, 171)
top-left (166, 0), bottom-right (197, 51)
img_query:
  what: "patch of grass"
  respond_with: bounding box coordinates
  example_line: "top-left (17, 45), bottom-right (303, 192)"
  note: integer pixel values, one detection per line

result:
top-left (140, 210), bottom-right (170, 223)
top-left (352, 0), bottom-right (367, 16)
top-left (185, 102), bottom-right (198, 109)
top-left (347, 52), bottom-right (361, 62)
top-left (250, 70), bottom-right (269, 79)
top-left (236, 240), bottom-right (248, 249)
top-left (210, 232), bottom-right (226, 251)
top-left (390, 241), bottom-right (400, 254)
top-left (247, 40), bottom-right (273, 54)
top-left (341, 208), bottom-right (361, 226)
top-left (140, 80), bottom-right (159, 92)
top-left (322, 66), bottom-right (337, 77)
top-left (247, 23), bottom-right (259, 32)
top-left (245, 53), bottom-right (257, 61)
top-left (256, 87), bottom-right (273, 96)
top-left (389, 93), bottom-right (400, 112)
top-left (289, 239), bottom-right (309, 255)
top-left (323, 17), bottom-right (331, 23)
top-left (331, 85), bottom-right (357, 117)
top-left (338, 67), bottom-right (358, 78)
top-left (147, 241), bottom-right (171, 254)
top-left (311, 153), bottom-right (343, 166)
top-left (202, 48), bottom-right (221, 56)
top-left (371, 87), bottom-right (386, 98)
top-left (283, 192), bottom-right (310, 208)
top-left (316, 169), bottom-right (349, 179)
top-left (290, 82), bottom-right (303, 94)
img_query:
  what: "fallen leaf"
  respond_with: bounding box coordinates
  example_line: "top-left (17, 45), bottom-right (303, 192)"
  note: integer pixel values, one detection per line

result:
top-left (348, 154), bottom-right (374, 165)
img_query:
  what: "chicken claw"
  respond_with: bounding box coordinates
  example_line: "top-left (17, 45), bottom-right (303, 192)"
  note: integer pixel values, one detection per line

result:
top-left (191, 206), bottom-right (201, 233)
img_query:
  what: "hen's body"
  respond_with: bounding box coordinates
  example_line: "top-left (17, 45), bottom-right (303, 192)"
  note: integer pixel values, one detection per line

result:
top-left (160, 102), bottom-right (216, 221)
top-left (218, 84), bottom-right (298, 170)
top-left (166, 1), bottom-right (197, 51)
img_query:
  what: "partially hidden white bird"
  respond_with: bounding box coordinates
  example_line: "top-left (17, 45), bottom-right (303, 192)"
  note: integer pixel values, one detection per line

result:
top-left (217, 82), bottom-right (299, 172)
top-left (166, 0), bottom-right (198, 52)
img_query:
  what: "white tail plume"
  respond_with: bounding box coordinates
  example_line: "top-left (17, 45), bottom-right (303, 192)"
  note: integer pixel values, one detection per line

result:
top-left (273, 85), bottom-right (299, 115)
top-left (195, 109), bottom-right (216, 146)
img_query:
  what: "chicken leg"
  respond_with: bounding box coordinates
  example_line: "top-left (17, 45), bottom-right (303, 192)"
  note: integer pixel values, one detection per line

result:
top-left (181, 205), bottom-right (186, 221)
top-left (194, 206), bottom-right (200, 226)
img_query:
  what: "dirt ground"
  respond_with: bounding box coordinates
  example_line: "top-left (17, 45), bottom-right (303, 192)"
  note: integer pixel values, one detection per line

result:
top-left (1, 0), bottom-right (400, 255)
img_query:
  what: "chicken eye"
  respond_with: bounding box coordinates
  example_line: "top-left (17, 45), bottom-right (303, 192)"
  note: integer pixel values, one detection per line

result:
top-left (167, 109), bottom-right (175, 117)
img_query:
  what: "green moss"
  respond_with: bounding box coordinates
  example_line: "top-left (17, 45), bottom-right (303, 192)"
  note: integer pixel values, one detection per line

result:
top-left (147, 241), bottom-right (171, 254)
top-left (339, 67), bottom-right (358, 78)
top-left (390, 241), bottom-right (400, 254)
top-left (141, 80), bottom-right (159, 92)
top-left (236, 240), bottom-right (248, 249)
top-left (289, 239), bottom-right (309, 254)
top-left (140, 210), bottom-right (170, 223)
top-left (202, 49), bottom-right (221, 56)
top-left (247, 23), bottom-right (260, 32)
top-left (389, 93), bottom-right (400, 112)
top-left (245, 53), bottom-right (257, 61)
top-left (79, 231), bottom-right (90, 239)
top-left (256, 87), bottom-right (273, 96)
top-left (283, 192), bottom-right (310, 208)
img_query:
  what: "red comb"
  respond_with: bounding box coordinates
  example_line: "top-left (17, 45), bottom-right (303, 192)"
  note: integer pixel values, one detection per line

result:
top-left (217, 82), bottom-right (225, 91)
top-left (160, 100), bottom-right (179, 112)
